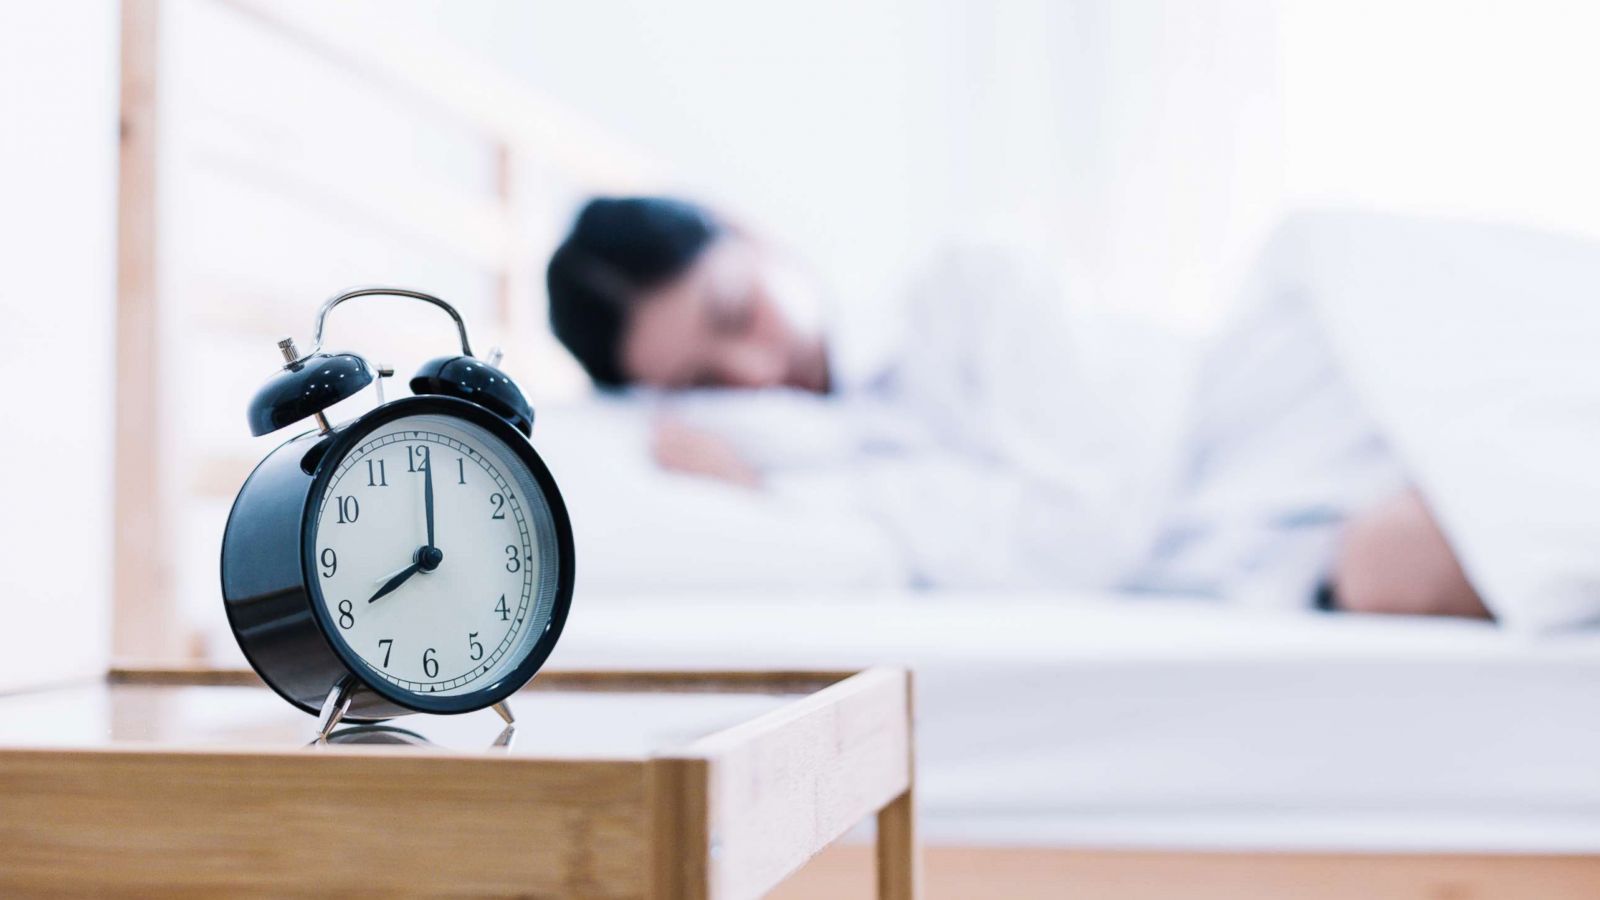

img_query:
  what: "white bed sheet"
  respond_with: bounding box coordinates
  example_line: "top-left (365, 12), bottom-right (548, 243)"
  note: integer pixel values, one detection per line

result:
top-left (550, 591), bottom-right (1600, 851)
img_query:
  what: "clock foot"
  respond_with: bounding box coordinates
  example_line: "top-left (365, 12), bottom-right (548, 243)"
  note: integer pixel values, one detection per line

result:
top-left (492, 700), bottom-right (515, 725)
top-left (314, 675), bottom-right (359, 742)
top-left (491, 723), bottom-right (517, 751)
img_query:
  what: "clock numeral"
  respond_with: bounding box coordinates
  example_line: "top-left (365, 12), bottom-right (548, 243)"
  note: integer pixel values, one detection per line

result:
top-left (378, 638), bottom-right (393, 668)
top-left (504, 545), bottom-right (521, 573)
top-left (320, 547), bottom-right (337, 578)
top-left (494, 594), bottom-right (510, 621)
top-left (366, 459), bottom-right (388, 487)
top-left (468, 632), bottom-right (484, 661)
top-left (489, 492), bottom-right (506, 520)
top-left (407, 445), bottom-right (430, 473)
top-left (456, 457), bottom-right (467, 485)
top-left (335, 495), bottom-right (359, 524)
top-left (337, 599), bottom-right (354, 630)
top-left (422, 647), bottom-right (439, 679)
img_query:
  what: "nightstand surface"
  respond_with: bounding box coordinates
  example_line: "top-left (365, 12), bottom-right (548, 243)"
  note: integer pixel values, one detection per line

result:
top-left (0, 667), bottom-right (918, 899)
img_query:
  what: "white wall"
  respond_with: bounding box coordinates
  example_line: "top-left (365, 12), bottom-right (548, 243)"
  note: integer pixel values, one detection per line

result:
top-left (364, 0), bottom-right (1285, 343)
top-left (1283, 0), bottom-right (1600, 241)
top-left (0, 4), bottom-right (119, 686)
top-left (147, 1), bottom-right (1600, 362)
top-left (953, 0), bottom-right (1284, 331)
top-left (377, 0), bottom-right (944, 341)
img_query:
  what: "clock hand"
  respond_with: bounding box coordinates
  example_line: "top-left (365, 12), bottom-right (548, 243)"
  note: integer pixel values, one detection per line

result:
top-left (423, 449), bottom-right (436, 549)
top-left (373, 560), bottom-right (415, 585)
top-left (367, 545), bottom-right (445, 605)
top-left (368, 561), bottom-right (421, 604)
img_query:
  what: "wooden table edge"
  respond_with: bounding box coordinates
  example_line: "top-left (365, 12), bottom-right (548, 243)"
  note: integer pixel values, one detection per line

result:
top-left (107, 663), bottom-right (864, 695)
top-left (1, 665), bottom-right (921, 899)
top-left (647, 666), bottom-right (919, 900)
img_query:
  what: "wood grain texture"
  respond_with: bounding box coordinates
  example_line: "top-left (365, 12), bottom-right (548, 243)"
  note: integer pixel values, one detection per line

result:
top-left (876, 671), bottom-right (920, 899)
top-left (0, 747), bottom-right (647, 898)
top-left (3, 669), bottom-right (915, 898)
top-left (219, 0), bottom-right (662, 189)
top-left (647, 756), bottom-right (712, 900)
top-left (109, 665), bottom-right (856, 694)
top-left (876, 792), bottom-right (919, 900)
top-left (114, 0), bottom-right (185, 664)
top-left (773, 845), bottom-right (1600, 900)
top-left (667, 667), bottom-right (913, 900)
top-left (116, 0), bottom-right (663, 665)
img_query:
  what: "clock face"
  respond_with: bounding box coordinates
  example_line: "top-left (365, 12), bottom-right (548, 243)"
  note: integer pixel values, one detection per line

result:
top-left (309, 412), bottom-right (562, 702)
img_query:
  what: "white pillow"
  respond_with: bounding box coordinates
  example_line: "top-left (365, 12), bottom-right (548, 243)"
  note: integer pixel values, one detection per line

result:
top-left (530, 399), bottom-right (910, 595)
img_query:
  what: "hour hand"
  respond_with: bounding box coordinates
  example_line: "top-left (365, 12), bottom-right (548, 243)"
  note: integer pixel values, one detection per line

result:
top-left (368, 561), bottom-right (421, 604)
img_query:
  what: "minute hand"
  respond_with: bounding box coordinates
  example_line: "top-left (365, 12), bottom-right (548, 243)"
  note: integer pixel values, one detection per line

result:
top-left (423, 451), bottom-right (436, 548)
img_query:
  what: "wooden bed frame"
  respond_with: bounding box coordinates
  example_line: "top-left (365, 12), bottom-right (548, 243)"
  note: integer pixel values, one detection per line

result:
top-left (115, 0), bottom-right (659, 663)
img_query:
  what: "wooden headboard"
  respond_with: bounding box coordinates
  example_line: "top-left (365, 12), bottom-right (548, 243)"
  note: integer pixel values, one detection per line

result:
top-left (115, 0), bottom-right (663, 662)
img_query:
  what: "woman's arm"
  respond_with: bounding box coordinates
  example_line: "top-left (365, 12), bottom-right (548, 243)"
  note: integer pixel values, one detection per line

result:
top-left (1332, 488), bottom-right (1490, 619)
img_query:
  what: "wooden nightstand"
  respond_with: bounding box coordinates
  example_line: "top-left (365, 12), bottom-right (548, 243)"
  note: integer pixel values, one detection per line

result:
top-left (0, 667), bottom-right (918, 899)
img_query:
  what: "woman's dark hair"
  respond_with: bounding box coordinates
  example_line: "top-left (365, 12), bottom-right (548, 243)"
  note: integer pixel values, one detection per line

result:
top-left (546, 196), bottom-right (720, 387)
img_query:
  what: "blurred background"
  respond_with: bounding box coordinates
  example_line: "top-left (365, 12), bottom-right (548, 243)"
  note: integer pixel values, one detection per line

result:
top-left (10, 0), bottom-right (1600, 678)
top-left (359, 0), bottom-right (1600, 333)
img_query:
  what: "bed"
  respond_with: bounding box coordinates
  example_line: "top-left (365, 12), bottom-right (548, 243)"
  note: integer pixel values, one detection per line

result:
top-left (554, 593), bottom-right (1600, 853)
top-left (547, 593), bottom-right (1600, 896)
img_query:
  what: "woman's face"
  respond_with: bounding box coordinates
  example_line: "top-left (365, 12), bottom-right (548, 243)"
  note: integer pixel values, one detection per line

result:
top-left (619, 237), bottom-right (827, 392)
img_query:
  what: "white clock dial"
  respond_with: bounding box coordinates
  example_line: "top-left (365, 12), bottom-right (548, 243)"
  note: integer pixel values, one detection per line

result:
top-left (310, 413), bottom-right (559, 698)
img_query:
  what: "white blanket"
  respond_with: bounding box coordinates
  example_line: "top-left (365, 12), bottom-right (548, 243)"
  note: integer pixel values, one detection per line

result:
top-left (1287, 212), bottom-right (1600, 631)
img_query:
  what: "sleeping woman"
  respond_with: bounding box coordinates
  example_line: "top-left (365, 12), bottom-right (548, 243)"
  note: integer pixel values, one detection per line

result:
top-left (543, 196), bottom-right (1487, 621)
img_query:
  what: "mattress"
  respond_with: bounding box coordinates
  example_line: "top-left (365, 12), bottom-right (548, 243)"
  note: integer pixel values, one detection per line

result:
top-left (548, 591), bottom-right (1600, 852)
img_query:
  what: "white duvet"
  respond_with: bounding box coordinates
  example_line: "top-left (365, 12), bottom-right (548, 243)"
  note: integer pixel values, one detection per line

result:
top-left (1288, 212), bottom-right (1600, 631)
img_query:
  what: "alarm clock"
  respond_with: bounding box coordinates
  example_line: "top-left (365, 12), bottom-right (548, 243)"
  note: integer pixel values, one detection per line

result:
top-left (221, 287), bottom-right (574, 740)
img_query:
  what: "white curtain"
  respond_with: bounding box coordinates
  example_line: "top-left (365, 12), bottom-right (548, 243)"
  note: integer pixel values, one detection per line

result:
top-left (938, 0), bottom-right (1284, 332)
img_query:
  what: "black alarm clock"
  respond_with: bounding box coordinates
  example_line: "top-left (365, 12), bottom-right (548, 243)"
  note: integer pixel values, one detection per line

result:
top-left (221, 287), bottom-right (574, 740)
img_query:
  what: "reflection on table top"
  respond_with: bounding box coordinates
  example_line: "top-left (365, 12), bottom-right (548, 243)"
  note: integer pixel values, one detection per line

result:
top-left (0, 677), bottom-right (806, 759)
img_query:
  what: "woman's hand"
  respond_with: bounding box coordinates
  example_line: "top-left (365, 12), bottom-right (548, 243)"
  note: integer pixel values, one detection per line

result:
top-left (651, 418), bottom-right (763, 489)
